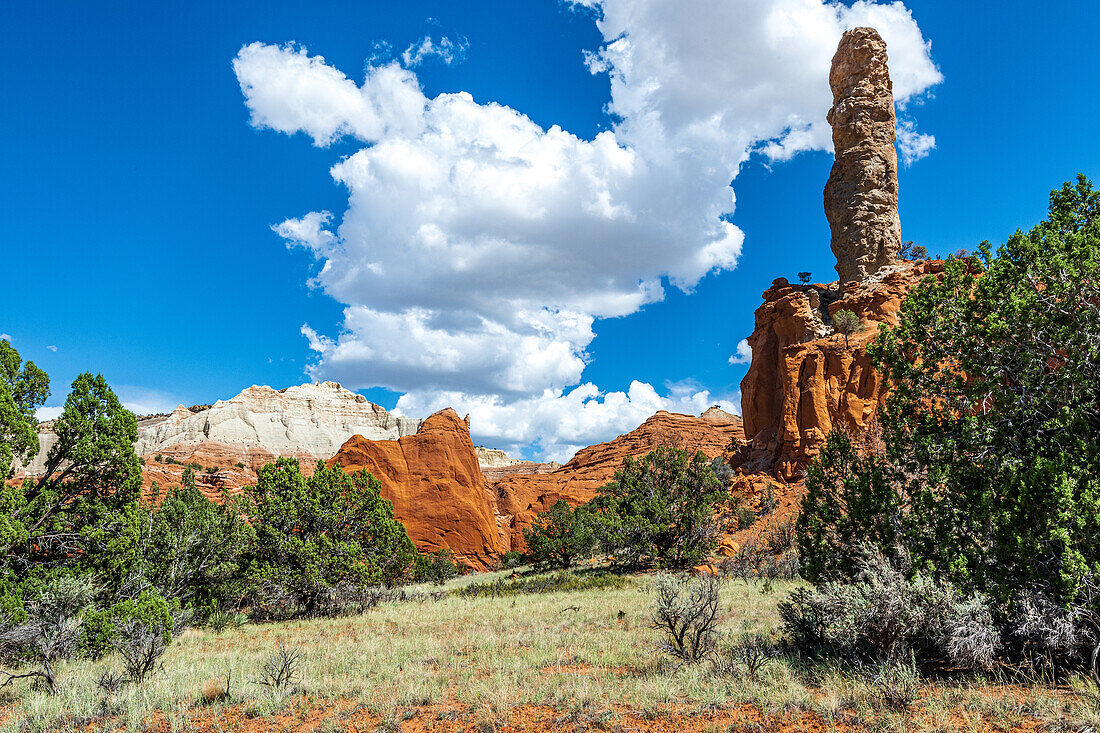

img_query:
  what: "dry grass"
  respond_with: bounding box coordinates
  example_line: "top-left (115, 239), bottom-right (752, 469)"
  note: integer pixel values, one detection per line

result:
top-left (0, 569), bottom-right (1092, 731)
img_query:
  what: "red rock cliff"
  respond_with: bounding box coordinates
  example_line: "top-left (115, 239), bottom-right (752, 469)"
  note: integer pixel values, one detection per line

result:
top-left (327, 408), bottom-right (504, 571)
top-left (739, 261), bottom-right (943, 479)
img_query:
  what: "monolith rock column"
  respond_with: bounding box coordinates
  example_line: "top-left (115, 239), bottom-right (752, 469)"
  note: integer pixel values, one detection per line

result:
top-left (824, 27), bottom-right (901, 284)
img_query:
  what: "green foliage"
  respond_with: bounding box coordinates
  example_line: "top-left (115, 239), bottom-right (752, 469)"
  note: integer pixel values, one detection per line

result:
top-left (244, 459), bottom-right (419, 613)
top-left (523, 499), bottom-right (595, 569)
top-left (866, 174), bottom-right (1100, 605)
top-left (797, 430), bottom-right (903, 584)
top-left (0, 340), bottom-right (49, 479)
top-left (899, 241), bottom-right (929, 260)
top-left (589, 447), bottom-right (724, 569)
top-left (500, 551), bottom-right (524, 569)
top-left (0, 575), bottom-right (96, 693)
top-left (413, 548), bottom-right (460, 585)
top-left (135, 480), bottom-right (253, 619)
top-left (81, 590), bottom-right (176, 659)
top-left (1, 368), bottom-right (143, 620)
top-left (800, 176), bottom-right (1100, 615)
top-left (456, 570), bottom-right (629, 598)
top-left (831, 309), bottom-right (864, 348)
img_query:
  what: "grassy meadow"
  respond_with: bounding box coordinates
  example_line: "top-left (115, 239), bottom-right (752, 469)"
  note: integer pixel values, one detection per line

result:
top-left (1, 568), bottom-right (1097, 732)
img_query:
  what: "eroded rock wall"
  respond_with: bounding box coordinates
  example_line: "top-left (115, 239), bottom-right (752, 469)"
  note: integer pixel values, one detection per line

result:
top-left (328, 408), bottom-right (504, 571)
top-left (738, 261), bottom-right (942, 479)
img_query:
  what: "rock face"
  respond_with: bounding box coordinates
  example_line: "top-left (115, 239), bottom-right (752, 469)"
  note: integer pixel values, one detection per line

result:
top-left (474, 446), bottom-right (524, 470)
top-left (136, 382), bottom-right (421, 459)
top-left (18, 381), bottom-right (423, 502)
top-left (490, 408), bottom-right (744, 552)
top-left (738, 261), bottom-right (942, 479)
top-left (824, 27), bottom-right (901, 284)
top-left (327, 408), bottom-right (504, 571)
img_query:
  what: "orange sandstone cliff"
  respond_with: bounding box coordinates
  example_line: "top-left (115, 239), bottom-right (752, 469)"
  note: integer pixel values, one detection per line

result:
top-left (327, 408), bottom-right (504, 571)
top-left (736, 28), bottom-right (945, 481)
top-left (738, 261), bottom-right (943, 480)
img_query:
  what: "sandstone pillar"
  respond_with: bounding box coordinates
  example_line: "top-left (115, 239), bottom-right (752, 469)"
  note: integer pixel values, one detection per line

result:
top-left (824, 27), bottom-right (901, 284)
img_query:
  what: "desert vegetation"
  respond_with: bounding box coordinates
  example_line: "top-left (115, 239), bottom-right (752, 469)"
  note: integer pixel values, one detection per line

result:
top-left (2, 178), bottom-right (1100, 731)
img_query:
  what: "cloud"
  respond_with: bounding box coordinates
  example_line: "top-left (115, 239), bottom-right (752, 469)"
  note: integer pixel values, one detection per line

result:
top-left (35, 406), bottom-right (62, 422)
top-left (113, 385), bottom-right (187, 417)
top-left (395, 381), bottom-right (738, 462)
top-left (896, 118), bottom-right (936, 165)
top-left (0, 334), bottom-right (10, 342)
top-left (728, 339), bottom-right (752, 365)
top-left (401, 35), bottom-right (469, 67)
top-left (46, 345), bottom-right (58, 352)
top-left (234, 1), bottom-right (939, 459)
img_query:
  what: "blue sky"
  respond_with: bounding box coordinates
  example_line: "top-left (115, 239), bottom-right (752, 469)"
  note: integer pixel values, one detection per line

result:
top-left (2, 1), bottom-right (1098, 460)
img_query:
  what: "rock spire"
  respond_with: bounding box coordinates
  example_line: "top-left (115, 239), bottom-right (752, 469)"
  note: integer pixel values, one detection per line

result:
top-left (824, 27), bottom-right (901, 284)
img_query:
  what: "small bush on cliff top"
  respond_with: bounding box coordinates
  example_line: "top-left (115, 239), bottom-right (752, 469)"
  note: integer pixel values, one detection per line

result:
top-left (831, 309), bottom-right (863, 348)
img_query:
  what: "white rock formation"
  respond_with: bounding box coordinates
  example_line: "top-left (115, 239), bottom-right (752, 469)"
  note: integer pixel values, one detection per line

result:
top-left (474, 446), bottom-right (524, 469)
top-left (16, 382), bottom-right (422, 477)
top-left (135, 381), bottom-right (421, 459)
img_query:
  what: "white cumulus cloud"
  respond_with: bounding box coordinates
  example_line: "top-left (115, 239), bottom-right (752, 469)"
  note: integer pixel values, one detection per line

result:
top-left (896, 118), bottom-right (936, 165)
top-left (234, 0), bottom-right (940, 459)
top-left (395, 381), bottom-right (739, 462)
top-left (728, 339), bottom-right (752, 366)
top-left (35, 406), bottom-right (62, 422)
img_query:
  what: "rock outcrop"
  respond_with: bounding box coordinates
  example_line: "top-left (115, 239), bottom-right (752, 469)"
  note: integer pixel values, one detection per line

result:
top-left (474, 446), bottom-right (524, 470)
top-left (327, 408), bottom-right (504, 571)
top-left (738, 261), bottom-right (942, 479)
top-left (136, 382), bottom-right (421, 459)
top-left (18, 381), bottom-right (424, 501)
top-left (824, 27), bottom-right (901, 284)
top-left (490, 408), bottom-right (743, 552)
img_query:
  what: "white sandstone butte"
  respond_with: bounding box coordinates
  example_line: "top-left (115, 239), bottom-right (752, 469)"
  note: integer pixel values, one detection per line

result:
top-left (19, 381), bottom-right (421, 476)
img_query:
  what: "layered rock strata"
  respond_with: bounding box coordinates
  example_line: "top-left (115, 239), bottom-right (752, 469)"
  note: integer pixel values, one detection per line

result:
top-left (136, 382), bottom-right (420, 458)
top-left (824, 27), bottom-right (901, 284)
top-left (738, 261), bottom-right (942, 479)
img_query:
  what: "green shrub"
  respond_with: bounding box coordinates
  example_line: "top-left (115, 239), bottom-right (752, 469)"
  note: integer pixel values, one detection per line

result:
top-left (831, 310), bottom-right (864, 349)
top-left (0, 575), bottom-right (96, 694)
top-left (0, 362), bottom-right (144, 622)
top-left (500, 551), bottom-right (524, 569)
top-left (588, 447), bottom-right (724, 569)
top-left (799, 177), bottom-right (1100, 650)
top-left (243, 459), bottom-right (419, 616)
top-left (457, 571), bottom-right (629, 598)
top-left (136, 476), bottom-right (252, 621)
top-left (797, 429), bottom-right (902, 585)
top-left (81, 590), bottom-right (177, 659)
top-left (523, 499), bottom-right (595, 569)
top-left (413, 548), bottom-right (460, 585)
